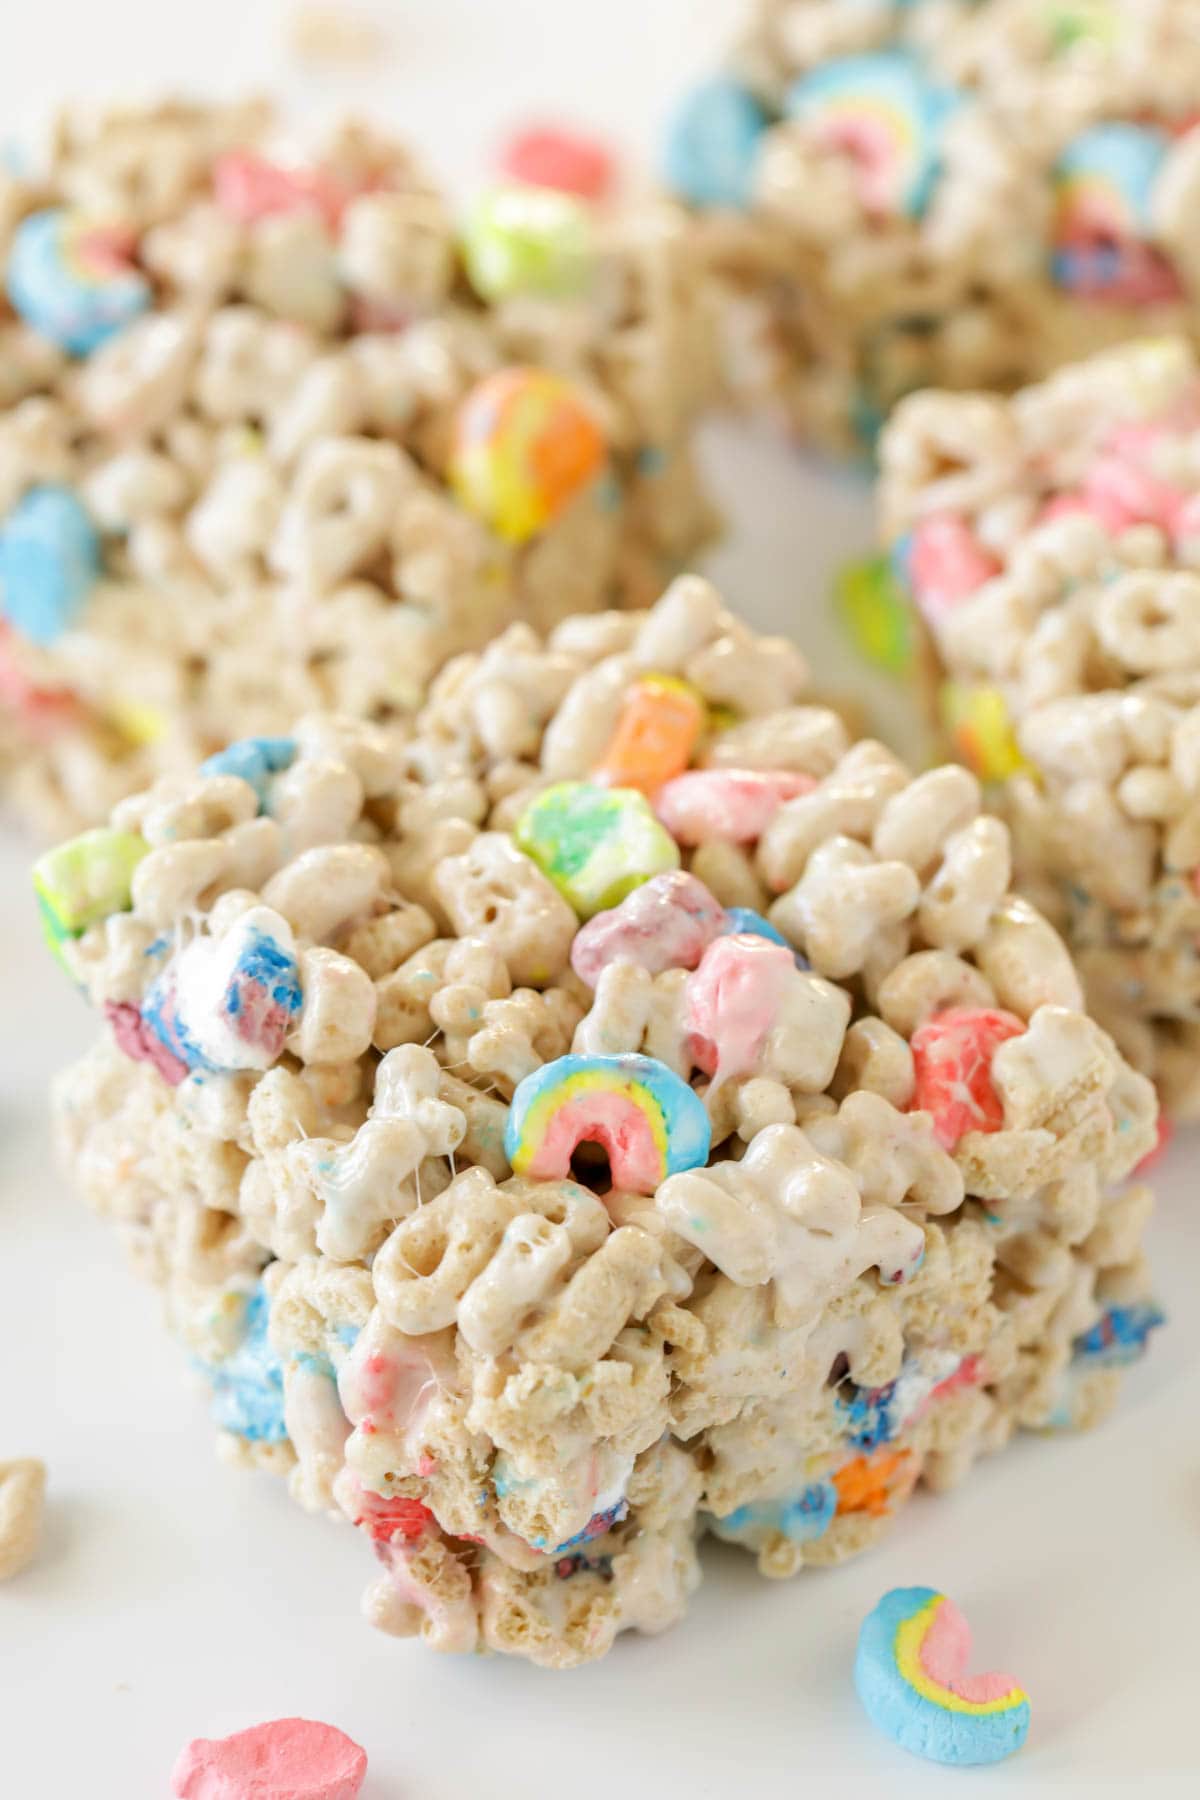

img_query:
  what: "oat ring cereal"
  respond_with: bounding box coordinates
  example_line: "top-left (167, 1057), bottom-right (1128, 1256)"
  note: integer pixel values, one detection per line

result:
top-left (47, 575), bottom-right (1162, 1668)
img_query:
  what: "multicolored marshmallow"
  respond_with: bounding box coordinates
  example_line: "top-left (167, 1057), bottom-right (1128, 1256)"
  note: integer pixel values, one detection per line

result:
top-left (592, 673), bottom-right (705, 792)
top-left (1052, 122), bottom-right (1182, 303)
top-left (515, 780), bottom-right (680, 917)
top-left (855, 1587), bottom-right (1031, 1766)
top-left (449, 366), bottom-right (608, 544)
top-left (143, 905), bottom-right (303, 1076)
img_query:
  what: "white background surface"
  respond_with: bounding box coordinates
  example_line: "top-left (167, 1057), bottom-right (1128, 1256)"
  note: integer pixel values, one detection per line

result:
top-left (1, 3), bottom-right (1198, 1796)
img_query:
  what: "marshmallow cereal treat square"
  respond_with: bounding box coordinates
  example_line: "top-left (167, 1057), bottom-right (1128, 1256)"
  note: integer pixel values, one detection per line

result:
top-left (878, 336), bottom-right (1200, 1119)
top-left (0, 98), bottom-right (717, 837)
top-left (48, 576), bottom-right (1162, 1669)
top-left (665, 0), bottom-right (1200, 453)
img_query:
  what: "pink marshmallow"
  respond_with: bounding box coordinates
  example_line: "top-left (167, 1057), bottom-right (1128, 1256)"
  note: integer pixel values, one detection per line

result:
top-left (212, 153), bottom-right (368, 231)
top-left (497, 124), bottom-right (615, 200)
top-left (171, 1718), bottom-right (367, 1800)
top-left (652, 769), bottom-right (814, 846)
top-left (684, 933), bottom-right (796, 1084)
top-left (569, 869), bottom-right (727, 987)
top-left (906, 514), bottom-right (1000, 626)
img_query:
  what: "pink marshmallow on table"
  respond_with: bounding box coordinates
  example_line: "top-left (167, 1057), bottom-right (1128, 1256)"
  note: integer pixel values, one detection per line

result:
top-left (652, 769), bottom-right (815, 846)
top-left (569, 869), bottom-right (727, 986)
top-left (684, 932), bottom-right (796, 1085)
top-left (906, 515), bottom-right (1000, 626)
top-left (171, 1718), bottom-right (367, 1800)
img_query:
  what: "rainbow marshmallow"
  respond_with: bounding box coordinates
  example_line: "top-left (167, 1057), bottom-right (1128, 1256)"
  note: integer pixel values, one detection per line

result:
top-left (786, 50), bottom-right (961, 220)
top-left (449, 366), bottom-right (607, 545)
top-left (6, 208), bottom-right (151, 355)
top-left (1052, 123), bottom-right (1182, 304)
top-left (855, 1587), bottom-right (1030, 1767)
top-left (504, 1052), bottom-right (711, 1194)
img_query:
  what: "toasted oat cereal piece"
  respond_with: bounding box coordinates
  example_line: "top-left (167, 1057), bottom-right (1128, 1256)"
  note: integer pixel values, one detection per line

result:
top-left (666, 1), bottom-right (1200, 454)
top-left (48, 576), bottom-right (1162, 1668)
top-left (0, 1459), bottom-right (47, 1581)
top-left (880, 335), bottom-right (1200, 1116)
top-left (0, 97), bottom-right (718, 838)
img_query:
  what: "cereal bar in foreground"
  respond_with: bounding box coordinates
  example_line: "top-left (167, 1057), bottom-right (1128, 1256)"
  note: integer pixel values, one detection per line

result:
top-left (49, 575), bottom-right (1162, 1667)
top-left (0, 98), bottom-right (716, 835)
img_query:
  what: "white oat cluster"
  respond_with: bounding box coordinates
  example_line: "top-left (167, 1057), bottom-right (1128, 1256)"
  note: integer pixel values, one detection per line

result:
top-left (667, 0), bottom-right (1200, 450)
top-left (0, 97), bottom-right (717, 836)
top-left (879, 335), bottom-right (1200, 1118)
top-left (49, 576), bottom-right (1161, 1668)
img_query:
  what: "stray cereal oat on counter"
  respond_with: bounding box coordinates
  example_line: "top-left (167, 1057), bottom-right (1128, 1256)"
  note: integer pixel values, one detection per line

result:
top-left (0, 97), bottom-right (717, 837)
top-left (666, 0), bottom-right (1200, 452)
top-left (880, 336), bottom-right (1200, 1118)
top-left (47, 575), bottom-right (1162, 1667)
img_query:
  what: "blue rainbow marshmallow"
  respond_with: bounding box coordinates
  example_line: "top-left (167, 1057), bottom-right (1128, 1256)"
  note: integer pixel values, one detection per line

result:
top-left (515, 780), bottom-right (680, 919)
top-left (0, 484), bottom-right (101, 644)
top-left (201, 735), bottom-right (298, 809)
top-left (786, 50), bottom-right (961, 220)
top-left (505, 1052), bottom-right (710, 1195)
top-left (856, 1587), bottom-right (1030, 1766)
top-left (7, 208), bottom-right (151, 355)
top-left (663, 77), bottom-right (770, 209)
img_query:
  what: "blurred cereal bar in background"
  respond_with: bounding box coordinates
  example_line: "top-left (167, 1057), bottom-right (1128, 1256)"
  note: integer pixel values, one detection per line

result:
top-left (665, 0), bottom-right (1200, 453)
top-left (0, 98), bottom-right (718, 836)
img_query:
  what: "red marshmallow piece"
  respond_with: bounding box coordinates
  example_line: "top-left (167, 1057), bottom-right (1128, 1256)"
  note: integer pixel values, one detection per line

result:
top-left (497, 124), bottom-right (615, 200)
top-left (171, 1718), bottom-right (367, 1800)
top-left (909, 1007), bottom-right (1026, 1151)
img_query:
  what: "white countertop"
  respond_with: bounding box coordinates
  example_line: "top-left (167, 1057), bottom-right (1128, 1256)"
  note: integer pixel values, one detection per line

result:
top-left (2, 4), bottom-right (1198, 1795)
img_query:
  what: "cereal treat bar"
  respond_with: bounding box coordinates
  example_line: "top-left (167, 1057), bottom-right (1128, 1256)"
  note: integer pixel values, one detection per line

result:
top-left (49, 576), bottom-right (1161, 1669)
top-left (665, 0), bottom-right (1200, 452)
top-left (0, 98), bottom-right (717, 836)
top-left (878, 336), bottom-right (1200, 1118)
